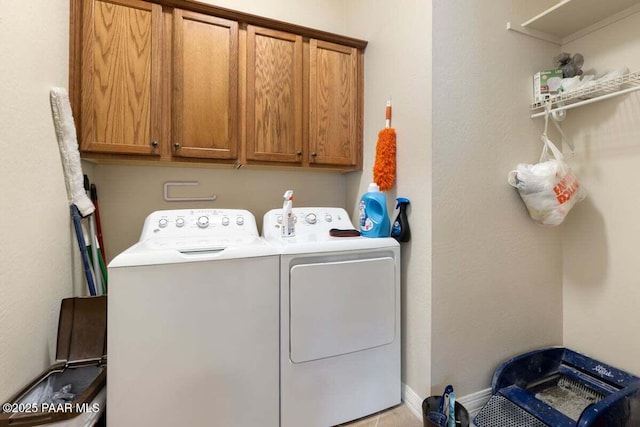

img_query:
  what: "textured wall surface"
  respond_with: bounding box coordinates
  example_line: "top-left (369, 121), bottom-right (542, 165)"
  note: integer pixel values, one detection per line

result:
top-left (344, 0), bottom-right (432, 397)
top-left (0, 0), bottom-right (76, 401)
top-left (95, 166), bottom-right (347, 260)
top-left (431, 0), bottom-right (564, 395)
top-left (561, 12), bottom-right (640, 375)
top-left (201, 0), bottom-right (346, 34)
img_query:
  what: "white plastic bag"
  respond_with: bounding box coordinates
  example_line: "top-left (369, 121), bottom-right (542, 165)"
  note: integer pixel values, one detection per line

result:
top-left (508, 135), bottom-right (586, 226)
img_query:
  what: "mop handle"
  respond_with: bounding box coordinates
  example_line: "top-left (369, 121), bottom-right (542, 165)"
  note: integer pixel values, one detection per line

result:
top-left (71, 205), bottom-right (97, 296)
top-left (385, 100), bottom-right (392, 128)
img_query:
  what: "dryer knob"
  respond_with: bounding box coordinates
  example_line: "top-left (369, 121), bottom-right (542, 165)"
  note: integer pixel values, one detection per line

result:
top-left (325, 214), bottom-right (332, 222)
top-left (158, 218), bottom-right (168, 228)
top-left (222, 217), bottom-right (230, 226)
top-left (197, 216), bottom-right (209, 228)
top-left (175, 218), bottom-right (185, 228)
top-left (236, 216), bottom-right (245, 226)
top-left (305, 213), bottom-right (317, 225)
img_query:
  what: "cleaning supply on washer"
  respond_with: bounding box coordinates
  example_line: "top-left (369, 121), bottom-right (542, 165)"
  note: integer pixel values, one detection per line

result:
top-left (282, 190), bottom-right (295, 237)
top-left (359, 183), bottom-right (390, 237)
top-left (391, 197), bottom-right (411, 242)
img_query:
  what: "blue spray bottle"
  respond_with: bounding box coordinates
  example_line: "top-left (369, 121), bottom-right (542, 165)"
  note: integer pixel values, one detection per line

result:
top-left (391, 197), bottom-right (411, 242)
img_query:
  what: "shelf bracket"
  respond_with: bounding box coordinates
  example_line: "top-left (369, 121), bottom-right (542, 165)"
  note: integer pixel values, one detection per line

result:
top-left (541, 102), bottom-right (575, 155)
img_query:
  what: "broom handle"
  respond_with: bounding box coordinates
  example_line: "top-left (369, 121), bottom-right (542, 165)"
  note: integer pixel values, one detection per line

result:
top-left (385, 101), bottom-right (392, 128)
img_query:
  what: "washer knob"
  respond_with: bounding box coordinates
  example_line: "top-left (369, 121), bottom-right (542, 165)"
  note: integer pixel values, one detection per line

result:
top-left (158, 218), bottom-right (168, 228)
top-left (197, 216), bottom-right (209, 228)
top-left (277, 215), bottom-right (283, 224)
top-left (222, 217), bottom-right (230, 226)
top-left (236, 216), bottom-right (244, 226)
top-left (175, 217), bottom-right (185, 228)
top-left (305, 213), bottom-right (317, 225)
top-left (325, 214), bottom-right (332, 222)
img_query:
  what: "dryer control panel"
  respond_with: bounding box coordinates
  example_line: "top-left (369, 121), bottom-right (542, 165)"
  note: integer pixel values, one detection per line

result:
top-left (139, 209), bottom-right (258, 241)
top-left (263, 207), bottom-right (354, 241)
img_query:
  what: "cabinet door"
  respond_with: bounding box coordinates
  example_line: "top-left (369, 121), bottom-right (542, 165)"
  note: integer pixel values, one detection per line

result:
top-left (246, 26), bottom-right (303, 163)
top-left (81, 0), bottom-right (162, 155)
top-left (309, 40), bottom-right (359, 167)
top-left (172, 10), bottom-right (238, 160)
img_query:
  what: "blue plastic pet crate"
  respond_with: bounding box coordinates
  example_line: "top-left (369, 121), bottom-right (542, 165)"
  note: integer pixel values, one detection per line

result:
top-left (474, 347), bottom-right (640, 427)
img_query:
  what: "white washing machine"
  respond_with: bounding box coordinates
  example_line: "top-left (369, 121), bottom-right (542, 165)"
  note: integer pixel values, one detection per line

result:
top-left (263, 207), bottom-right (401, 427)
top-left (107, 209), bottom-right (279, 427)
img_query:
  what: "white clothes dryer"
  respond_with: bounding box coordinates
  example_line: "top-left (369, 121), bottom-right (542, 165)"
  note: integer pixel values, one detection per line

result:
top-left (108, 209), bottom-right (279, 427)
top-left (263, 207), bottom-right (401, 427)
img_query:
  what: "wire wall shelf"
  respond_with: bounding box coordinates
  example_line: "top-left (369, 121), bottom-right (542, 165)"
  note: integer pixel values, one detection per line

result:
top-left (531, 71), bottom-right (640, 118)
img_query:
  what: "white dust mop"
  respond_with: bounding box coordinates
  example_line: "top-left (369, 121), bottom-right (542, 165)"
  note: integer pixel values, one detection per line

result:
top-left (49, 87), bottom-right (95, 216)
top-left (50, 87), bottom-right (101, 296)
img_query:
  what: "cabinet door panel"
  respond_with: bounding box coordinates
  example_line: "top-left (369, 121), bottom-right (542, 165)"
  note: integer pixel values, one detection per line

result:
top-left (81, 0), bottom-right (162, 155)
top-left (173, 10), bottom-right (238, 160)
top-left (246, 26), bottom-right (303, 163)
top-left (309, 40), bottom-right (358, 167)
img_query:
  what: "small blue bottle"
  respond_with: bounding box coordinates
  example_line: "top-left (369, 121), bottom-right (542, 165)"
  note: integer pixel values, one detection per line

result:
top-left (391, 197), bottom-right (411, 242)
top-left (359, 183), bottom-right (391, 237)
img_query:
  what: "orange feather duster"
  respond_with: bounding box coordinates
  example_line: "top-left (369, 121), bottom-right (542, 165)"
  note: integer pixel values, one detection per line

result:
top-left (373, 101), bottom-right (396, 191)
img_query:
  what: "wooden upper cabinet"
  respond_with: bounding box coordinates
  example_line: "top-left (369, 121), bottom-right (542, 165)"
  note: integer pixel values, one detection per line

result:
top-left (81, 0), bottom-right (162, 155)
top-left (309, 39), bottom-right (359, 167)
top-left (246, 26), bottom-right (303, 163)
top-left (72, 0), bottom-right (365, 169)
top-left (172, 10), bottom-right (238, 160)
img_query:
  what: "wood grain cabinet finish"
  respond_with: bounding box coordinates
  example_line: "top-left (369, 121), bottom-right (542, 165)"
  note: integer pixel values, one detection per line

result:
top-left (80, 0), bottom-right (162, 156)
top-left (309, 40), bottom-right (359, 167)
top-left (172, 10), bottom-right (238, 160)
top-left (72, 0), bottom-right (365, 170)
top-left (246, 26), bottom-right (303, 164)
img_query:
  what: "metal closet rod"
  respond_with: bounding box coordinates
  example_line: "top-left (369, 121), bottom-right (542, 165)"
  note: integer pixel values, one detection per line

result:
top-left (531, 84), bottom-right (640, 118)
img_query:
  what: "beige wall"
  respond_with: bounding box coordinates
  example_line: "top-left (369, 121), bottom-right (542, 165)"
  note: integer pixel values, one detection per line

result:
top-left (95, 166), bottom-right (347, 260)
top-left (200, 0), bottom-right (346, 34)
top-left (561, 11), bottom-right (640, 375)
top-left (343, 0), bottom-right (432, 397)
top-left (431, 0), bottom-right (564, 395)
top-left (0, 0), bottom-right (77, 401)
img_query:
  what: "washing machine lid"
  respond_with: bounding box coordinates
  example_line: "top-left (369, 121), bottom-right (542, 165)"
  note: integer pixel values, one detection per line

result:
top-left (109, 209), bottom-right (278, 267)
top-left (109, 236), bottom-right (278, 267)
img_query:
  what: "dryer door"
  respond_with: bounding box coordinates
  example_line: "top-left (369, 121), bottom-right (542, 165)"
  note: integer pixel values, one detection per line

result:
top-left (289, 257), bottom-right (395, 363)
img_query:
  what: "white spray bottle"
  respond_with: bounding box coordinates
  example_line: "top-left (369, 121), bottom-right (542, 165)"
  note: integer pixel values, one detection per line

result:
top-left (282, 190), bottom-right (295, 237)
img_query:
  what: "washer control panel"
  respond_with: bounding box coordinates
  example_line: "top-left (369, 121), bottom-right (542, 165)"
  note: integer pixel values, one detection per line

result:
top-left (139, 209), bottom-right (258, 241)
top-left (263, 207), bottom-right (354, 241)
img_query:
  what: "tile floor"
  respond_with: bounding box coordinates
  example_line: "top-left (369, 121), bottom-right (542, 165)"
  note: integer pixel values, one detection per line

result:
top-left (337, 404), bottom-right (423, 427)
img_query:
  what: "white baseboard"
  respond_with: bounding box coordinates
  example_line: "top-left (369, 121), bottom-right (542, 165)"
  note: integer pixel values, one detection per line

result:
top-left (402, 384), bottom-right (492, 421)
top-left (457, 388), bottom-right (492, 418)
top-left (402, 383), bottom-right (424, 420)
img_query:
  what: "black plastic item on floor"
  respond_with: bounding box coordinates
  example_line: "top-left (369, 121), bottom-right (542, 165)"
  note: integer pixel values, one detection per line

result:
top-left (422, 396), bottom-right (470, 427)
top-left (0, 296), bottom-right (107, 427)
